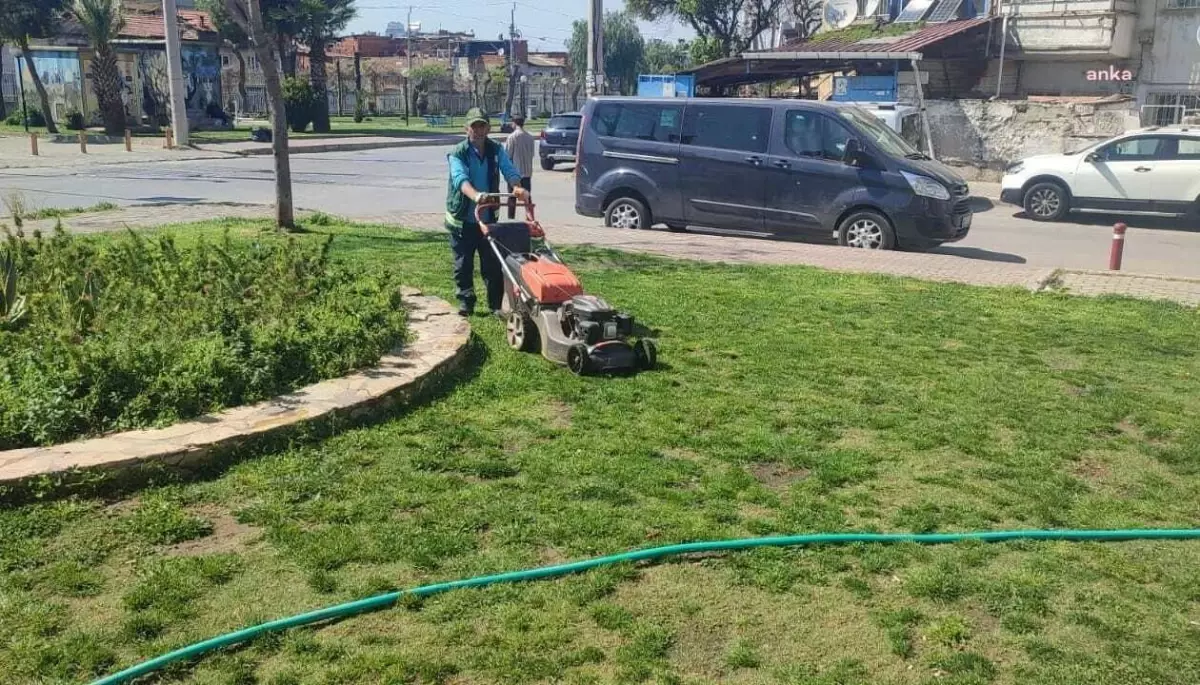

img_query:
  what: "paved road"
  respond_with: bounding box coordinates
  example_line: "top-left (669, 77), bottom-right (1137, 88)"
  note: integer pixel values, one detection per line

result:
top-left (2, 145), bottom-right (1198, 277)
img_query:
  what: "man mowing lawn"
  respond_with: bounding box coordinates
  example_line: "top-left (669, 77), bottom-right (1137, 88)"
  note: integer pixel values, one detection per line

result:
top-left (445, 107), bottom-right (528, 317)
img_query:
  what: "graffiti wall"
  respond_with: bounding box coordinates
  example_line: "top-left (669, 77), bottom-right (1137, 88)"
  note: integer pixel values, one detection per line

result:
top-left (134, 44), bottom-right (223, 125)
top-left (17, 50), bottom-right (86, 121)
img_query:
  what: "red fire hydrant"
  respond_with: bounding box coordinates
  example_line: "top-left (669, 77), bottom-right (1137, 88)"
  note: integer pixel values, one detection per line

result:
top-left (1109, 222), bottom-right (1127, 271)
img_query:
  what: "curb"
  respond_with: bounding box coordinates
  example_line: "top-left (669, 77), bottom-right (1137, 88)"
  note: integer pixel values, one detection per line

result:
top-left (201, 132), bottom-right (509, 157)
top-left (0, 290), bottom-right (473, 503)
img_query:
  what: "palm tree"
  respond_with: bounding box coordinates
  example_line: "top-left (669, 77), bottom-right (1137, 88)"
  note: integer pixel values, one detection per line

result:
top-left (73, 0), bottom-right (126, 135)
top-left (298, 0), bottom-right (355, 133)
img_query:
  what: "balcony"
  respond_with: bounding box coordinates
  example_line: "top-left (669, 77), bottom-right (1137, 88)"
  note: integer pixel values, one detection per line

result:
top-left (1004, 0), bottom-right (1138, 58)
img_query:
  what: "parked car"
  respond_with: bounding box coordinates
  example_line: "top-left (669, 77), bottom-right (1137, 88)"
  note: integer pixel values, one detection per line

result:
top-left (539, 113), bottom-right (582, 170)
top-left (1000, 127), bottom-right (1200, 222)
top-left (574, 97), bottom-right (972, 250)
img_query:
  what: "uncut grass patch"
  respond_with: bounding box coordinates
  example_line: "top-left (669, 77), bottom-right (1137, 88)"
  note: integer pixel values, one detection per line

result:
top-left (2, 219), bottom-right (1200, 684)
top-left (0, 225), bottom-right (406, 449)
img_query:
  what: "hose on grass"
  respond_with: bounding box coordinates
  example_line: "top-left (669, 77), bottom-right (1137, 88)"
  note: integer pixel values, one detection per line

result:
top-left (90, 528), bottom-right (1200, 685)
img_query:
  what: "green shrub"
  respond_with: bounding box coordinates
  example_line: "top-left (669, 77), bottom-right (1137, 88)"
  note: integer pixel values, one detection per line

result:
top-left (282, 77), bottom-right (318, 133)
top-left (5, 108), bottom-right (46, 127)
top-left (353, 95), bottom-right (366, 123)
top-left (0, 226), bottom-right (406, 449)
top-left (63, 109), bottom-right (85, 131)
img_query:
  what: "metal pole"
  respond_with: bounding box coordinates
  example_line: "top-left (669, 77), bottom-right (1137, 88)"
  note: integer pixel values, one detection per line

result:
top-left (406, 6), bottom-right (413, 125)
top-left (1109, 222), bottom-right (1127, 270)
top-left (910, 57), bottom-right (935, 160)
top-left (586, 0), bottom-right (603, 96)
top-left (335, 59), bottom-right (343, 117)
top-left (17, 53), bottom-right (28, 133)
top-left (995, 3), bottom-right (1008, 100)
top-left (162, 0), bottom-right (189, 146)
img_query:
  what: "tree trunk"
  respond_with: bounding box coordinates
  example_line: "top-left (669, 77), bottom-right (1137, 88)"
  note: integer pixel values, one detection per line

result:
top-left (277, 35), bottom-right (296, 78)
top-left (503, 65), bottom-right (517, 116)
top-left (18, 41), bottom-right (59, 134)
top-left (91, 45), bottom-right (127, 136)
top-left (234, 48), bottom-right (248, 114)
top-left (309, 36), bottom-right (330, 133)
top-left (249, 7), bottom-right (294, 229)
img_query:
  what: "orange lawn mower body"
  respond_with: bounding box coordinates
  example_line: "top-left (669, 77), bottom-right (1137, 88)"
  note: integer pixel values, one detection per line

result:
top-left (475, 194), bottom-right (656, 375)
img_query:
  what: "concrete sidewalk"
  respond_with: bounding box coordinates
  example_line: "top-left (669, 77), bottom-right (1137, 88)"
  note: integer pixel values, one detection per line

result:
top-left (21, 201), bottom-right (1200, 306)
top-left (0, 132), bottom-right (493, 169)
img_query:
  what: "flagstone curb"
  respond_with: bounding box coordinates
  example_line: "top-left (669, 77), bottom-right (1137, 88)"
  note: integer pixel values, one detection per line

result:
top-left (0, 289), bottom-right (472, 503)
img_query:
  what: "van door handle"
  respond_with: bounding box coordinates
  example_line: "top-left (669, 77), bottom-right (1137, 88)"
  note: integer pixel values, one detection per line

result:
top-left (1134, 166), bottom-right (1152, 172)
top-left (772, 160), bottom-right (791, 169)
top-left (745, 156), bottom-right (763, 166)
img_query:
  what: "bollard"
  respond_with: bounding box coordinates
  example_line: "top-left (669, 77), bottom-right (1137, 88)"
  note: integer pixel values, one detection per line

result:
top-left (78, 131), bottom-right (87, 154)
top-left (125, 129), bottom-right (132, 152)
top-left (1109, 222), bottom-right (1127, 271)
top-left (29, 133), bottom-right (38, 156)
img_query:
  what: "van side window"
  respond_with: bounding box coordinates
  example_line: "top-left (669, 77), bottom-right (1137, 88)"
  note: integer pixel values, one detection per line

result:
top-left (591, 103), bottom-right (682, 143)
top-left (681, 105), bottom-right (771, 153)
top-left (820, 116), bottom-right (856, 161)
top-left (784, 111), bottom-right (856, 161)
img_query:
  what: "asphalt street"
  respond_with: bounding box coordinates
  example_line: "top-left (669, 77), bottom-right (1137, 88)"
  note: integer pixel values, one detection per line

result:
top-left (2, 145), bottom-right (1198, 277)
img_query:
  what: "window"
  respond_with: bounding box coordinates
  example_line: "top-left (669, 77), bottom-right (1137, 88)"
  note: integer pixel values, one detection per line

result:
top-left (681, 105), bottom-right (771, 153)
top-left (1176, 137), bottom-right (1200, 160)
top-left (221, 54), bottom-right (231, 67)
top-left (1166, 0), bottom-right (1200, 8)
top-left (590, 103), bottom-right (682, 142)
top-left (1101, 136), bottom-right (1173, 161)
top-left (900, 114), bottom-right (922, 151)
top-left (548, 115), bottom-right (581, 130)
top-left (783, 110), bottom-right (857, 161)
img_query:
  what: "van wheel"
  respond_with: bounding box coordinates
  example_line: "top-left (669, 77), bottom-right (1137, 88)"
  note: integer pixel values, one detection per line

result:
top-left (540, 158), bottom-right (555, 171)
top-left (837, 210), bottom-right (896, 250)
top-left (605, 197), bottom-right (649, 229)
top-left (1023, 182), bottom-right (1069, 222)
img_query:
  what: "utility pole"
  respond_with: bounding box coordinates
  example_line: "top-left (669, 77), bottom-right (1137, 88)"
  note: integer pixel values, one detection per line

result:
top-left (586, 0), bottom-right (603, 97)
top-left (162, 0), bottom-right (189, 146)
top-left (406, 5), bottom-right (413, 125)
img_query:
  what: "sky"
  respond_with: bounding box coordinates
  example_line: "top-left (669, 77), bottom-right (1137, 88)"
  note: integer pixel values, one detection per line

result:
top-left (346, 0), bottom-right (694, 53)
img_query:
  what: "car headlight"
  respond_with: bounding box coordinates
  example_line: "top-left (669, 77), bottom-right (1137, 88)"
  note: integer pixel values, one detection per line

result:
top-left (1006, 162), bottom-right (1025, 174)
top-left (900, 171), bottom-right (950, 200)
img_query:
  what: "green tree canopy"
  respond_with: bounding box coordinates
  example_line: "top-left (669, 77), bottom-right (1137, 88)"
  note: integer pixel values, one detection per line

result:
top-left (626, 0), bottom-right (785, 60)
top-left (641, 38), bottom-right (692, 74)
top-left (565, 10), bottom-right (645, 95)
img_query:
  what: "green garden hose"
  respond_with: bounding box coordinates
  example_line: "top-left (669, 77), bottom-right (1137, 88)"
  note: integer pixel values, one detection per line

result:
top-left (90, 528), bottom-right (1200, 685)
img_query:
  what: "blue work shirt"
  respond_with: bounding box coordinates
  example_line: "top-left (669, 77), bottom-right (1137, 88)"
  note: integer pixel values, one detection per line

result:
top-left (448, 141), bottom-right (523, 223)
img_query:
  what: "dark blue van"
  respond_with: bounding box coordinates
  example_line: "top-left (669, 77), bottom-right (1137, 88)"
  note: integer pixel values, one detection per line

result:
top-left (574, 97), bottom-right (972, 250)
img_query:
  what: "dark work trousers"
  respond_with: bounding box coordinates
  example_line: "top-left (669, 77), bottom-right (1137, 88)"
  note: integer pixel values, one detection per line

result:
top-left (506, 177), bottom-right (533, 219)
top-left (450, 222), bottom-right (503, 313)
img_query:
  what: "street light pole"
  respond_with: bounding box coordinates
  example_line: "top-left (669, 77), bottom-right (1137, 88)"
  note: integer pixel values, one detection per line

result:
top-left (162, 0), bottom-right (189, 146)
top-left (585, 0), bottom-right (603, 96)
top-left (406, 5), bottom-right (413, 125)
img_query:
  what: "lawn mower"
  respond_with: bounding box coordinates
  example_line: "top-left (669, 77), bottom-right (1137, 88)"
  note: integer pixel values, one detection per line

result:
top-left (475, 194), bottom-right (657, 375)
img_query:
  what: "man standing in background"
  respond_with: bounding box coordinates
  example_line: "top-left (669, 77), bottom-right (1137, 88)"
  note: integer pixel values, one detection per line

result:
top-left (504, 114), bottom-right (535, 219)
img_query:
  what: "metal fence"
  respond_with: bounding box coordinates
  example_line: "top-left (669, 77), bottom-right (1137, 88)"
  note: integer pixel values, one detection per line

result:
top-left (1141, 93), bottom-right (1200, 126)
top-left (225, 64), bottom-right (582, 120)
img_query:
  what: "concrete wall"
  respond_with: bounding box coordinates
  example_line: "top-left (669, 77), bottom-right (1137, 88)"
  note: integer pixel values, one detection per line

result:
top-left (1005, 0), bottom-right (1138, 58)
top-left (1145, 5), bottom-right (1200, 88)
top-left (926, 98), bottom-right (1137, 180)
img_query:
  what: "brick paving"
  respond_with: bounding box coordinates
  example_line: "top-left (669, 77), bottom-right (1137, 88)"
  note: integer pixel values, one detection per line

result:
top-left (25, 201), bottom-right (1200, 306)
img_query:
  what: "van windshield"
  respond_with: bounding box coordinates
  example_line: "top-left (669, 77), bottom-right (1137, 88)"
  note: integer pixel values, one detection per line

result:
top-left (837, 106), bottom-right (923, 158)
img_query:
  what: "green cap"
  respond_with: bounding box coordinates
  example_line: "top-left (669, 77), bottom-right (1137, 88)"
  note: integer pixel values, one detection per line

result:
top-left (465, 107), bottom-right (489, 126)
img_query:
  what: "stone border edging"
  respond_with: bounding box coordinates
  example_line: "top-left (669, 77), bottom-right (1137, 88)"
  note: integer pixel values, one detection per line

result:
top-left (0, 289), bottom-right (471, 497)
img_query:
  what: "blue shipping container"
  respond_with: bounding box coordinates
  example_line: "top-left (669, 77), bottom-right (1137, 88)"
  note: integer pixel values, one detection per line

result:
top-left (637, 74), bottom-right (695, 98)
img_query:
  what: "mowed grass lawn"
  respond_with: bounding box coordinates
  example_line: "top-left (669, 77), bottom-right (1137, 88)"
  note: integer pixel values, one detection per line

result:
top-left (3, 220), bottom-right (1200, 685)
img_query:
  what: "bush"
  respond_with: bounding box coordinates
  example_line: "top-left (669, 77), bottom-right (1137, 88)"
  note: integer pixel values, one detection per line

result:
top-left (353, 96), bottom-right (365, 123)
top-left (537, 110), bottom-right (551, 119)
top-left (5, 108), bottom-right (46, 127)
top-left (64, 109), bottom-right (85, 131)
top-left (0, 226), bottom-right (407, 449)
top-left (281, 77), bottom-right (318, 133)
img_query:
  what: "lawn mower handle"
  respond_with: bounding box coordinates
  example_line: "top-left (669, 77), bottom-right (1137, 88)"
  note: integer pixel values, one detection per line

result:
top-left (473, 193), bottom-right (539, 235)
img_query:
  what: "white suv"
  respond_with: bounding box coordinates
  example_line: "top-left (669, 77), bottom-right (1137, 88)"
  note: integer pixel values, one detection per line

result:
top-left (1000, 127), bottom-right (1200, 223)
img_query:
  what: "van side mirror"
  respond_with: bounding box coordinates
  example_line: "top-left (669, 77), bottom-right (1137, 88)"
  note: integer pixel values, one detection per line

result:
top-left (843, 138), bottom-right (864, 166)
